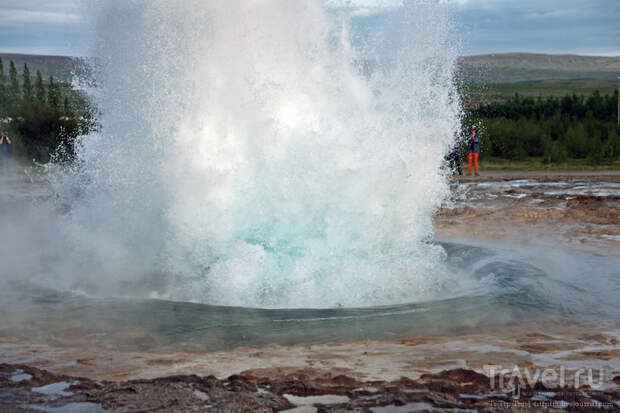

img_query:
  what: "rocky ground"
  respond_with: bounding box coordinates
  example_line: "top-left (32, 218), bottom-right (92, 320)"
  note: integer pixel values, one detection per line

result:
top-left (435, 171), bottom-right (620, 256)
top-left (1, 171), bottom-right (619, 412)
top-left (2, 361), bottom-right (619, 412)
top-left (1, 319), bottom-right (619, 412)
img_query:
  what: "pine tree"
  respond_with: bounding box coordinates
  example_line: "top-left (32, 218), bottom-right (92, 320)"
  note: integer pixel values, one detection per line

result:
top-left (48, 76), bottom-right (60, 107)
top-left (22, 63), bottom-right (32, 100)
top-left (9, 60), bottom-right (20, 105)
top-left (35, 70), bottom-right (45, 103)
top-left (0, 57), bottom-right (5, 112)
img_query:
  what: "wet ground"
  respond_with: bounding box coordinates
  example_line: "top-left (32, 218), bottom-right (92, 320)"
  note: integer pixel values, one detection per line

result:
top-left (435, 172), bottom-right (620, 256)
top-left (1, 170), bottom-right (619, 411)
top-left (1, 320), bottom-right (619, 411)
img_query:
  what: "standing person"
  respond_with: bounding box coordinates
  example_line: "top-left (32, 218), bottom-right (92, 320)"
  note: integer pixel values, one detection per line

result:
top-left (447, 139), bottom-right (462, 176)
top-left (467, 126), bottom-right (480, 176)
top-left (0, 131), bottom-right (12, 173)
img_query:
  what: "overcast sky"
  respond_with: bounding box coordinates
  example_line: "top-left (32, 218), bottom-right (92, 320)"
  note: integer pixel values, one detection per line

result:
top-left (0, 0), bottom-right (618, 57)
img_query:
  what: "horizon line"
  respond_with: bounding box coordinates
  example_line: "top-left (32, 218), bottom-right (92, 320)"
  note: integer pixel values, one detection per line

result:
top-left (1, 51), bottom-right (619, 59)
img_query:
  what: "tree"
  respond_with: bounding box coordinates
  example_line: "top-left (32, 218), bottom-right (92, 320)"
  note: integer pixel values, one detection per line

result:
top-left (9, 60), bottom-right (20, 106)
top-left (22, 63), bottom-right (32, 100)
top-left (35, 70), bottom-right (45, 103)
top-left (0, 57), bottom-right (5, 112)
top-left (48, 76), bottom-right (60, 107)
top-left (609, 127), bottom-right (620, 160)
top-left (563, 124), bottom-right (588, 158)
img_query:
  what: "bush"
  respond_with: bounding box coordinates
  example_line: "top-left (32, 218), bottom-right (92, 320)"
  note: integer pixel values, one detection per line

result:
top-left (545, 141), bottom-right (568, 164)
top-left (586, 151), bottom-right (603, 166)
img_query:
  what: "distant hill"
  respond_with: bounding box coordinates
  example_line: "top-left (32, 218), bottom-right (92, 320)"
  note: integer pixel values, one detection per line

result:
top-left (0, 53), bottom-right (79, 83)
top-left (2, 51), bottom-right (619, 85)
top-left (458, 53), bottom-right (620, 83)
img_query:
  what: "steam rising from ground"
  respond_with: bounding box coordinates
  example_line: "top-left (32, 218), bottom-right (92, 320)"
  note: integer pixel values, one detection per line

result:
top-left (46, 1), bottom-right (460, 308)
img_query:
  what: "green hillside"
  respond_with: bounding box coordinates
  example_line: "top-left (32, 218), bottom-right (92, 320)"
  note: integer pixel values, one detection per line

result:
top-left (458, 53), bottom-right (620, 83)
top-left (1, 51), bottom-right (618, 106)
top-left (2, 50), bottom-right (618, 87)
top-left (461, 80), bottom-right (618, 104)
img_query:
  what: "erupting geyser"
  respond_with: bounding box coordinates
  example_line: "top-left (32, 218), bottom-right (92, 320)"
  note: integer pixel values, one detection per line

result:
top-left (53, 0), bottom-right (462, 308)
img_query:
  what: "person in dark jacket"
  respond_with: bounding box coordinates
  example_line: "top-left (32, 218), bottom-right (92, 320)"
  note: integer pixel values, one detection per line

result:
top-left (0, 131), bottom-right (11, 173)
top-left (447, 140), bottom-right (462, 176)
top-left (467, 126), bottom-right (480, 176)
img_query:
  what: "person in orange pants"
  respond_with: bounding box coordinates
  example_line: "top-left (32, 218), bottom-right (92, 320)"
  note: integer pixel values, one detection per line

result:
top-left (467, 126), bottom-right (480, 176)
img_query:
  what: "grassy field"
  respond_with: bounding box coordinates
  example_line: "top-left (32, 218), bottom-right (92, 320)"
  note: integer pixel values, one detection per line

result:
top-left (458, 53), bottom-right (620, 83)
top-left (461, 80), bottom-right (619, 103)
top-left (480, 157), bottom-right (620, 171)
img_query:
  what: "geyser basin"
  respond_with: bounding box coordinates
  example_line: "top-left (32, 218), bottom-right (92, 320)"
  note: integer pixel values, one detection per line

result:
top-left (1, 175), bottom-right (619, 352)
top-left (2, 240), bottom-right (619, 352)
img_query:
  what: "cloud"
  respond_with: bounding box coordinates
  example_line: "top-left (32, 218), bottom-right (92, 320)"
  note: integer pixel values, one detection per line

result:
top-left (451, 0), bottom-right (620, 55)
top-left (0, 9), bottom-right (81, 27)
top-left (522, 8), bottom-right (592, 20)
top-left (0, 0), bottom-right (619, 57)
top-left (331, 0), bottom-right (620, 56)
top-left (0, 0), bottom-right (80, 13)
top-left (0, 0), bottom-right (86, 56)
top-left (349, 8), bottom-right (383, 17)
top-left (325, 0), bottom-right (400, 7)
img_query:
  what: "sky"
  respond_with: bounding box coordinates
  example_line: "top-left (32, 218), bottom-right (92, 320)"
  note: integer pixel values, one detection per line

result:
top-left (0, 0), bottom-right (618, 57)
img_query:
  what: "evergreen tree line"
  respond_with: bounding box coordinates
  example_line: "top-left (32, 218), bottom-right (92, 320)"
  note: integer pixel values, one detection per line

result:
top-left (0, 57), bottom-right (96, 162)
top-left (1, 55), bottom-right (619, 166)
top-left (465, 91), bottom-right (620, 164)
